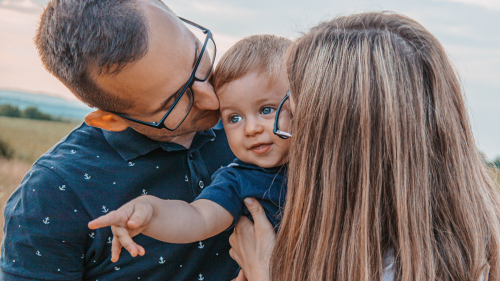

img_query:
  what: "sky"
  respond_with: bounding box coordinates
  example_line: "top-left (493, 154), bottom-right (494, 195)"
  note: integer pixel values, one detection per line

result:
top-left (0, 0), bottom-right (499, 159)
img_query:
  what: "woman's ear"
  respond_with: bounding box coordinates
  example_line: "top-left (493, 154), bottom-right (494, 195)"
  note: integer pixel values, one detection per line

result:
top-left (84, 109), bottom-right (129, 132)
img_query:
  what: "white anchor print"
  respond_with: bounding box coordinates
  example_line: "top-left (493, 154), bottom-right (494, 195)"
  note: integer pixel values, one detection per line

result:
top-left (159, 257), bottom-right (165, 264)
top-left (128, 162), bottom-right (135, 167)
top-left (36, 251), bottom-right (42, 257)
top-left (59, 185), bottom-right (66, 191)
top-left (107, 237), bottom-right (112, 244)
top-left (185, 175), bottom-right (189, 182)
top-left (89, 232), bottom-right (95, 238)
top-left (84, 173), bottom-right (91, 180)
top-left (198, 274), bottom-right (204, 281)
top-left (198, 242), bottom-right (204, 249)
top-left (70, 150), bottom-right (76, 154)
top-left (102, 206), bottom-right (109, 213)
top-left (142, 189), bottom-right (147, 196)
top-left (81, 254), bottom-right (85, 259)
top-left (114, 267), bottom-right (120, 271)
top-left (43, 217), bottom-right (50, 224)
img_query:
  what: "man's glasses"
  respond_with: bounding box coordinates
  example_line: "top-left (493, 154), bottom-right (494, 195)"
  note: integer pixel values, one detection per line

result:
top-left (273, 90), bottom-right (292, 139)
top-left (114, 17), bottom-right (216, 131)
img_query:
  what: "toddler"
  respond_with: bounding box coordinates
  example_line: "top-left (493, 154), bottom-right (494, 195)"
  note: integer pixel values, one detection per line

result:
top-left (89, 35), bottom-right (292, 262)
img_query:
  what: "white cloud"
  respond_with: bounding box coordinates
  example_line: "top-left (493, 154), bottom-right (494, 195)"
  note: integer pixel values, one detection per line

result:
top-left (0, 0), bottom-right (43, 14)
top-left (443, 44), bottom-right (500, 158)
top-left (0, 8), bottom-right (75, 100)
top-left (212, 32), bottom-right (243, 65)
top-left (433, 0), bottom-right (500, 11)
top-left (188, 1), bottom-right (257, 17)
top-left (445, 45), bottom-right (500, 87)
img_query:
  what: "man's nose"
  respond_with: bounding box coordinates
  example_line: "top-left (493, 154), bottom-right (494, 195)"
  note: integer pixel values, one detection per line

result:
top-left (244, 117), bottom-right (264, 137)
top-left (191, 79), bottom-right (219, 111)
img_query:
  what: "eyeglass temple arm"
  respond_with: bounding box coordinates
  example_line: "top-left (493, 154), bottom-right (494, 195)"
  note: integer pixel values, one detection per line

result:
top-left (178, 17), bottom-right (209, 32)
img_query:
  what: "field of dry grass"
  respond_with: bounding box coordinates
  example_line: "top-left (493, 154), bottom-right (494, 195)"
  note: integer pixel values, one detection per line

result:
top-left (493, 168), bottom-right (500, 186)
top-left (0, 158), bottom-right (31, 241)
top-left (0, 116), bottom-right (80, 163)
top-left (0, 116), bottom-right (80, 241)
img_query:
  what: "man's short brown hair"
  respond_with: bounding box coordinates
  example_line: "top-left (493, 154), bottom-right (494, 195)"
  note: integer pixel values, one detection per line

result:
top-left (213, 35), bottom-right (292, 91)
top-left (36, 0), bottom-right (172, 112)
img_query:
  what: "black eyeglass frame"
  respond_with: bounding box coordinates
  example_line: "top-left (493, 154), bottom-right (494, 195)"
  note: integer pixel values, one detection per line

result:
top-left (273, 90), bottom-right (292, 139)
top-left (113, 17), bottom-right (216, 131)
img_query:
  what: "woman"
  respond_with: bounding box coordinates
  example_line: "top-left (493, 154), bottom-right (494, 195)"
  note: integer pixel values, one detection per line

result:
top-left (229, 12), bottom-right (500, 281)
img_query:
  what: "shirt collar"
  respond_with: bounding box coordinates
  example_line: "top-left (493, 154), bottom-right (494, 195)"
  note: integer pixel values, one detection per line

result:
top-left (103, 128), bottom-right (160, 161)
top-left (102, 127), bottom-right (217, 162)
top-left (232, 158), bottom-right (286, 174)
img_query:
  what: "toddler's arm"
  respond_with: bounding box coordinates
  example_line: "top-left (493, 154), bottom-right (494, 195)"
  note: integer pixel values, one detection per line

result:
top-left (88, 195), bottom-right (233, 262)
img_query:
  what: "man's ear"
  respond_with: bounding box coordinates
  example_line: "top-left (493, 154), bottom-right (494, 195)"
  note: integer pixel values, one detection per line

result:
top-left (84, 110), bottom-right (129, 132)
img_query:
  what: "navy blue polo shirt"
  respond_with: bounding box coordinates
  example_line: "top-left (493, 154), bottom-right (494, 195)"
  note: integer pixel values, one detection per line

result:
top-left (1, 123), bottom-right (239, 280)
top-left (196, 159), bottom-right (287, 229)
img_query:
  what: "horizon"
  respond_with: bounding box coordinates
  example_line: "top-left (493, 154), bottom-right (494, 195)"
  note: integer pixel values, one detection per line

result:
top-left (0, 87), bottom-right (79, 102)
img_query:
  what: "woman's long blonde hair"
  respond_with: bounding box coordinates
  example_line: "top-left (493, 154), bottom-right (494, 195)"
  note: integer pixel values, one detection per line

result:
top-left (272, 12), bottom-right (500, 281)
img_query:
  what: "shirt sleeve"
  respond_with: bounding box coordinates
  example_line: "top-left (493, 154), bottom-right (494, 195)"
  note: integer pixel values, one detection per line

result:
top-left (194, 168), bottom-right (243, 226)
top-left (1, 164), bottom-right (91, 280)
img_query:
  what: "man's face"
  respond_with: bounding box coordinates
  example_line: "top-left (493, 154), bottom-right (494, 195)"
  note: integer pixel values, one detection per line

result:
top-left (94, 0), bottom-right (220, 142)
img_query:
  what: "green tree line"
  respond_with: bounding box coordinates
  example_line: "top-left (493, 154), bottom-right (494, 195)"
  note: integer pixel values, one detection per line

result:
top-left (0, 104), bottom-right (62, 121)
top-left (481, 153), bottom-right (500, 169)
top-left (493, 158), bottom-right (500, 169)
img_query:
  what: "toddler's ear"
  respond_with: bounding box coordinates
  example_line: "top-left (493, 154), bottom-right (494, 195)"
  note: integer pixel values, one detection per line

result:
top-left (85, 110), bottom-right (129, 132)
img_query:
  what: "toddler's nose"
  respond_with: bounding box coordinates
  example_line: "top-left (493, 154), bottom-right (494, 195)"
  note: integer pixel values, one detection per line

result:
top-left (244, 118), bottom-right (264, 136)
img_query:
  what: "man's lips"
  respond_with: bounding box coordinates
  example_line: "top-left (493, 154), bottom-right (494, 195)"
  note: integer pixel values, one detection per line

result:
top-left (250, 143), bottom-right (272, 154)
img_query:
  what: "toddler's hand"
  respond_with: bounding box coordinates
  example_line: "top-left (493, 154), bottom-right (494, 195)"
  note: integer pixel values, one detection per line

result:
top-left (88, 196), bottom-right (155, 262)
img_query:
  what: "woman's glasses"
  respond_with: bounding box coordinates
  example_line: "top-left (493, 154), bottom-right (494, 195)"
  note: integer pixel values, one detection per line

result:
top-left (273, 90), bottom-right (292, 139)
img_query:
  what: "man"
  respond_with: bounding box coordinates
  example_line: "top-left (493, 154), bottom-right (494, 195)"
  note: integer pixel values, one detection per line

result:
top-left (0, 0), bottom-right (239, 280)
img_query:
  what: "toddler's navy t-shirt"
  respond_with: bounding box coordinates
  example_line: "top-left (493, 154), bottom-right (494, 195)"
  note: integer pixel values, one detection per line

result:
top-left (195, 158), bottom-right (287, 228)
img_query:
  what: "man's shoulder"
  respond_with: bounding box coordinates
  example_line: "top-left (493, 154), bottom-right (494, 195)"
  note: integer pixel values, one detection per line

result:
top-left (37, 123), bottom-right (107, 163)
top-left (32, 123), bottom-right (118, 197)
top-left (35, 123), bottom-right (111, 174)
top-left (5, 123), bottom-right (108, 214)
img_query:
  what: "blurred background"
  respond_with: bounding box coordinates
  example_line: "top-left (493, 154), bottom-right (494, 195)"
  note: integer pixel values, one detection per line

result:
top-left (0, 0), bottom-right (499, 239)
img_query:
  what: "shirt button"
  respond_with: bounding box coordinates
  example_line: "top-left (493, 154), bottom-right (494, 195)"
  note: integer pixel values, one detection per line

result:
top-left (198, 180), bottom-right (205, 189)
top-left (189, 153), bottom-right (194, 159)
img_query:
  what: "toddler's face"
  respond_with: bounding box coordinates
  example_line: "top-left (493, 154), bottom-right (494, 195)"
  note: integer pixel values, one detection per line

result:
top-left (217, 72), bottom-right (291, 168)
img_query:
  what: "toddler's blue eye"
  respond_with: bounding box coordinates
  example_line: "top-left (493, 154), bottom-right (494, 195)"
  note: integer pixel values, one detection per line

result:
top-left (261, 107), bottom-right (275, 115)
top-left (230, 116), bottom-right (243, 123)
